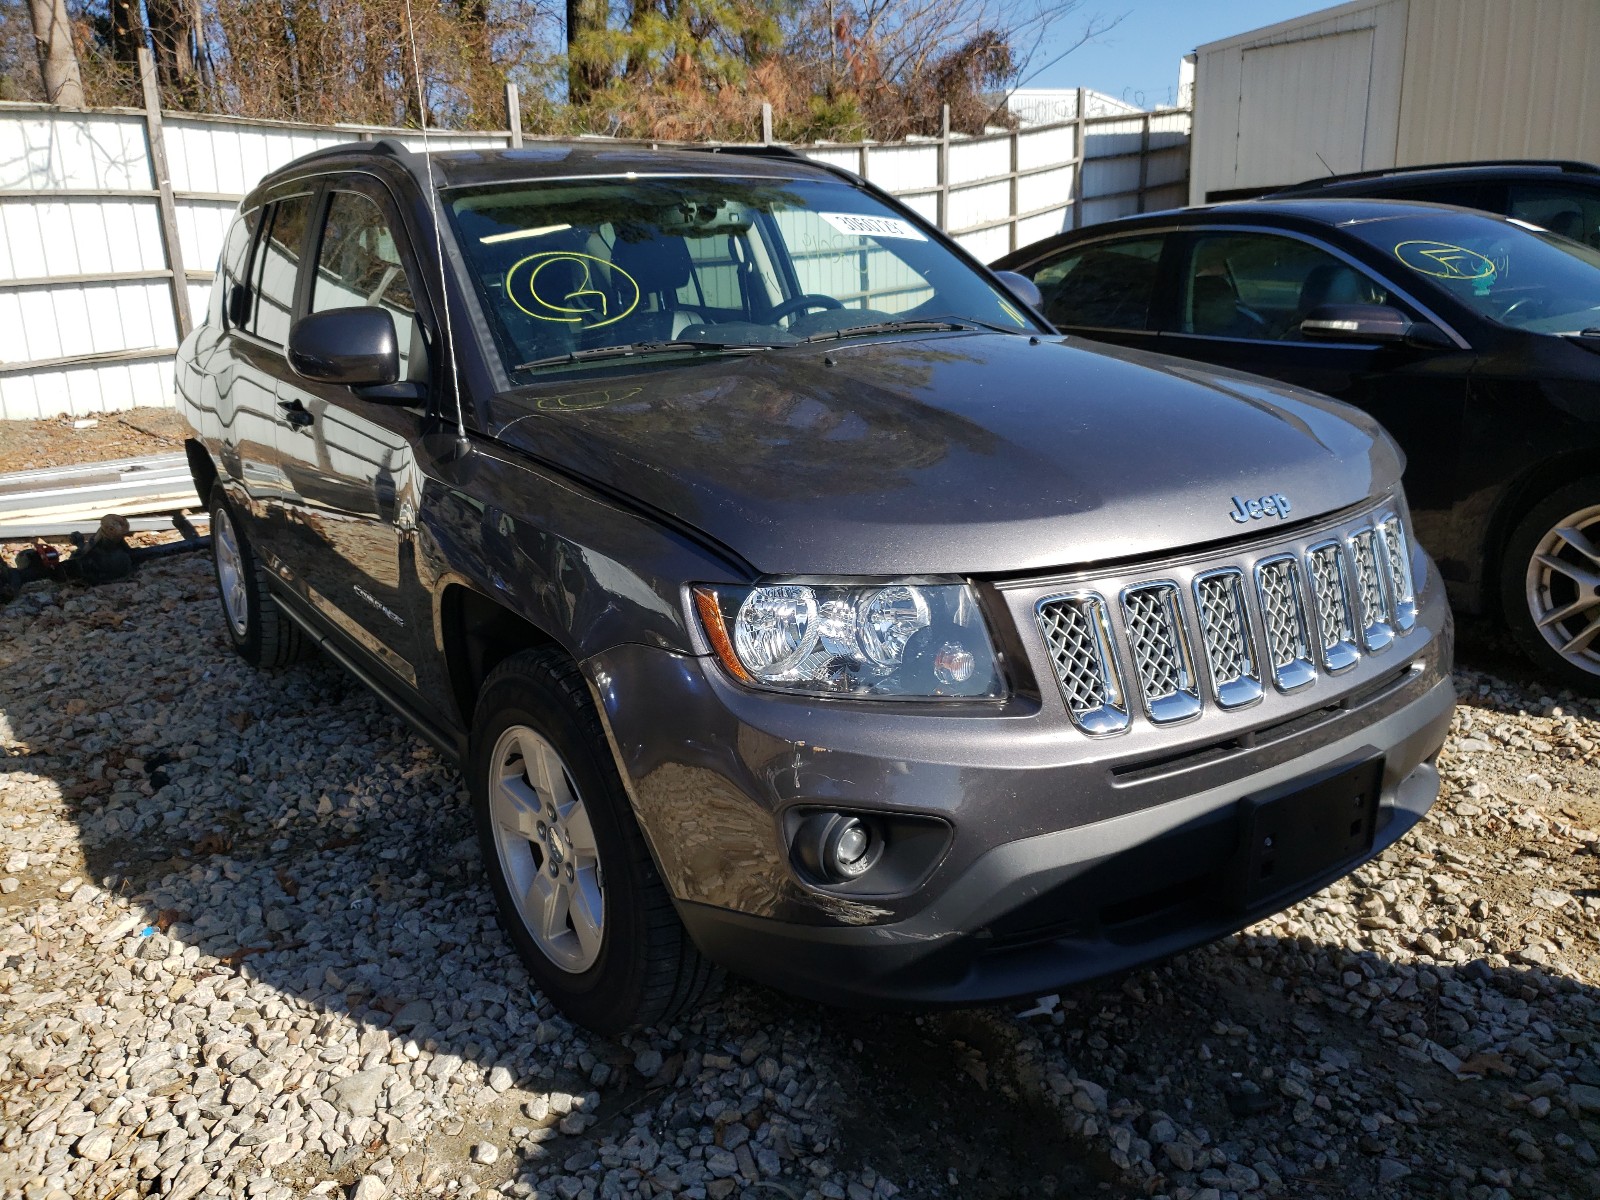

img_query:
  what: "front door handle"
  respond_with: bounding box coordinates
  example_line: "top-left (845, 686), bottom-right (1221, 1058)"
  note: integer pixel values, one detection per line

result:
top-left (277, 398), bottom-right (313, 428)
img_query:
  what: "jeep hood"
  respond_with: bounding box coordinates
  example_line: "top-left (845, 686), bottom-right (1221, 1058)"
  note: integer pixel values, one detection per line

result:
top-left (489, 333), bottom-right (1402, 577)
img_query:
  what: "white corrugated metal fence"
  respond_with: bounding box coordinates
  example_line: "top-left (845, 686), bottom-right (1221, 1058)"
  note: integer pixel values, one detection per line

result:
top-left (1, 75), bottom-right (1188, 419)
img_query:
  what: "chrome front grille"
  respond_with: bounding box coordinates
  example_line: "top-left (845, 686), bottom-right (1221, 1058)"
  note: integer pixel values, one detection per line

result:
top-left (1030, 500), bottom-right (1421, 734)
top-left (1349, 528), bottom-right (1395, 651)
top-left (1377, 515), bottom-right (1417, 632)
top-left (1255, 555), bottom-right (1316, 691)
top-left (1306, 541), bottom-right (1359, 672)
top-left (1193, 569), bottom-right (1262, 708)
top-left (1121, 583), bottom-right (1201, 723)
top-left (1037, 594), bottom-right (1128, 735)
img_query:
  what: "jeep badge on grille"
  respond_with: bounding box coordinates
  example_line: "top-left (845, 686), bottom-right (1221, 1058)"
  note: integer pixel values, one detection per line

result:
top-left (1229, 493), bottom-right (1292, 523)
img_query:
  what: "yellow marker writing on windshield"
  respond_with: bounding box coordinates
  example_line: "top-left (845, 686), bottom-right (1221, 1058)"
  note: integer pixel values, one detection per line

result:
top-left (1393, 240), bottom-right (1497, 281)
top-left (505, 251), bottom-right (640, 329)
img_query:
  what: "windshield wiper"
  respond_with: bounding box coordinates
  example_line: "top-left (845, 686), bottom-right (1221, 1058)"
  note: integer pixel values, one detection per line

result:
top-left (802, 319), bottom-right (971, 344)
top-left (801, 316), bottom-right (1029, 344)
top-left (515, 340), bottom-right (779, 372)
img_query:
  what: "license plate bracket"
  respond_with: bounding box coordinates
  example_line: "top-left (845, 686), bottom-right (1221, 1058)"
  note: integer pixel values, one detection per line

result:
top-left (1234, 757), bottom-right (1383, 909)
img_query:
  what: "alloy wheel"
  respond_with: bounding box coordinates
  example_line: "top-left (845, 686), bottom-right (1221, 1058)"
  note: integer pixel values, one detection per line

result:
top-left (487, 724), bottom-right (605, 973)
top-left (1524, 503), bottom-right (1600, 678)
top-left (213, 507), bottom-right (250, 639)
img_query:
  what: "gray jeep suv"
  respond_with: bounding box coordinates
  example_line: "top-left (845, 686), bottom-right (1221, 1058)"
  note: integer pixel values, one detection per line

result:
top-left (177, 140), bottom-right (1454, 1033)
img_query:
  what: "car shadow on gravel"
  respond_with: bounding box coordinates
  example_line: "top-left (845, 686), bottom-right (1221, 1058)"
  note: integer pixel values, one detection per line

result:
top-left (1, 557), bottom-right (1114, 1200)
top-left (3, 555), bottom-right (1599, 1200)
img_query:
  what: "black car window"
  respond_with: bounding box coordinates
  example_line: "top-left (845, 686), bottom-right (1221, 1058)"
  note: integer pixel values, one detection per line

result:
top-left (249, 192), bottom-right (315, 346)
top-left (1508, 184), bottom-right (1600, 250)
top-left (1385, 181), bottom-right (1491, 210)
top-left (1175, 232), bottom-right (1391, 341)
top-left (312, 191), bottom-right (423, 380)
top-left (1027, 235), bottom-right (1164, 330)
top-left (217, 206), bottom-right (260, 330)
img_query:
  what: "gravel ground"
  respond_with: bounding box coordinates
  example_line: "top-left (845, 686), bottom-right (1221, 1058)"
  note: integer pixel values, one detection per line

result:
top-left (3, 548), bottom-right (1600, 1200)
top-left (0, 409), bottom-right (187, 474)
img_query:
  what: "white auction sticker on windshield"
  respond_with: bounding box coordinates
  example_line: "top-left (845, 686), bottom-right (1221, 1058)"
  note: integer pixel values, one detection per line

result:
top-left (818, 212), bottom-right (928, 241)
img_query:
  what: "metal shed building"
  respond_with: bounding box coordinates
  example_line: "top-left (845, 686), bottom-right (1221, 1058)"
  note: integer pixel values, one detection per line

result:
top-left (1188, 0), bottom-right (1600, 203)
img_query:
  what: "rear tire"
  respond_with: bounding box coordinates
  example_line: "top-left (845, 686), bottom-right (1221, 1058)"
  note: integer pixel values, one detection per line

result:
top-left (469, 646), bottom-right (718, 1034)
top-left (1501, 477), bottom-right (1600, 693)
top-left (209, 487), bottom-right (307, 668)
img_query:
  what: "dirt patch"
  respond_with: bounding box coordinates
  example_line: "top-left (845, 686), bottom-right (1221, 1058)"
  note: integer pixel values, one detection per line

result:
top-left (0, 407), bottom-right (187, 473)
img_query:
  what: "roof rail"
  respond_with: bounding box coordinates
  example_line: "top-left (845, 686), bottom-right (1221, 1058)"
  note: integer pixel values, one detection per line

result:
top-left (676, 143), bottom-right (812, 163)
top-left (1275, 159), bottom-right (1600, 192)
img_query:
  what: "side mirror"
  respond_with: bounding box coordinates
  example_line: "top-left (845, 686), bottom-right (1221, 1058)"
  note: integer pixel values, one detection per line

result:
top-left (288, 307), bottom-right (400, 386)
top-left (992, 269), bottom-right (1045, 312)
top-left (1300, 304), bottom-right (1450, 349)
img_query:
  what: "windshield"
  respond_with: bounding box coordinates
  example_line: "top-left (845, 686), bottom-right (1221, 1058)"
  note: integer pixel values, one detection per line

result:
top-left (1342, 211), bottom-right (1600, 334)
top-left (446, 175), bottom-right (1035, 373)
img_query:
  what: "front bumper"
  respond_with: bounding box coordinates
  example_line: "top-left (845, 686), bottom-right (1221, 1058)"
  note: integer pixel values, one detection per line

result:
top-left (672, 673), bottom-right (1451, 1006)
top-left (587, 509), bottom-right (1454, 1006)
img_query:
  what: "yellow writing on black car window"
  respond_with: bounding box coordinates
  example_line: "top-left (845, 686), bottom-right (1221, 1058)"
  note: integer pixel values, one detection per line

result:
top-left (505, 251), bottom-right (640, 329)
top-left (1393, 240), bottom-right (1497, 281)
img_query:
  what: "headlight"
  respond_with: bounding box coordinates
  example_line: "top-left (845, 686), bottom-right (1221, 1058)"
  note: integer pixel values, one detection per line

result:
top-left (693, 581), bottom-right (1004, 699)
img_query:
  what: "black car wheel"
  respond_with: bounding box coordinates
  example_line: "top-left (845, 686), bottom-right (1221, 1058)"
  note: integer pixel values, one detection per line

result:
top-left (209, 487), bottom-right (307, 668)
top-left (469, 647), bottom-right (718, 1033)
top-left (1503, 478), bottom-right (1600, 692)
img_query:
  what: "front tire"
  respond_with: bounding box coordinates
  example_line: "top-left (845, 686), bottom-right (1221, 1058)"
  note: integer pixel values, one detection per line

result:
top-left (209, 487), bottom-right (306, 668)
top-left (1501, 478), bottom-right (1600, 692)
top-left (469, 647), bottom-right (717, 1034)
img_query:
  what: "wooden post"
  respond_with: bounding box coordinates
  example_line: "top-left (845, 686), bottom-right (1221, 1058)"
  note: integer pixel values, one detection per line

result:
top-left (505, 83), bottom-right (523, 148)
top-left (936, 104), bottom-right (950, 231)
top-left (137, 48), bottom-right (191, 339)
top-left (761, 102), bottom-right (773, 145)
top-left (858, 144), bottom-right (869, 180)
top-left (1071, 87), bottom-right (1087, 230)
top-left (1137, 111), bottom-right (1151, 212)
top-left (1008, 126), bottom-right (1020, 252)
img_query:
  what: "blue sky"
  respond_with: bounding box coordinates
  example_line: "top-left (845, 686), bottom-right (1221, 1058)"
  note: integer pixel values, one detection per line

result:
top-left (1023, 1), bottom-right (1336, 106)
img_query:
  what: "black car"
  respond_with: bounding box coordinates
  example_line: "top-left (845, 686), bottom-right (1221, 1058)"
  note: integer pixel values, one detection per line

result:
top-left (993, 198), bottom-right (1600, 689)
top-left (178, 143), bottom-right (1453, 1032)
top-left (1261, 160), bottom-right (1600, 249)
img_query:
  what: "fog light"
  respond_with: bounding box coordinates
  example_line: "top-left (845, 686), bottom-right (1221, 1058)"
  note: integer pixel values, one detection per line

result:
top-left (795, 812), bottom-right (884, 883)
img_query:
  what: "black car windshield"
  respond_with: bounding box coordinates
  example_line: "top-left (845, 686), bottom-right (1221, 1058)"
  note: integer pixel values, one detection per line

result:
top-left (445, 176), bottom-right (1037, 373)
top-left (1343, 211), bottom-right (1600, 334)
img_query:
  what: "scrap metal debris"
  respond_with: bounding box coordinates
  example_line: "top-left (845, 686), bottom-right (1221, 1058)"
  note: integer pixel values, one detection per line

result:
top-left (0, 510), bottom-right (210, 604)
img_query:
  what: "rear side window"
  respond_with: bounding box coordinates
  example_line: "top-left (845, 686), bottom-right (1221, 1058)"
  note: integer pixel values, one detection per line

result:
top-left (249, 192), bottom-right (316, 345)
top-left (217, 207), bottom-right (260, 329)
top-left (1028, 236), bottom-right (1165, 330)
top-left (1385, 181), bottom-right (1492, 211)
top-left (311, 191), bottom-right (423, 379)
top-left (1508, 184), bottom-right (1600, 250)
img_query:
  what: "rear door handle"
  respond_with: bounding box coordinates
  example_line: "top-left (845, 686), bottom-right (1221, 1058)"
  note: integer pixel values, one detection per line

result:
top-left (277, 398), bottom-right (313, 428)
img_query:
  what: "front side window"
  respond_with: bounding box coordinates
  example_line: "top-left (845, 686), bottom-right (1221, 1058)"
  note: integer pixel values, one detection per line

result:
top-left (249, 192), bottom-right (315, 346)
top-left (312, 191), bottom-right (422, 379)
top-left (1508, 183), bottom-right (1600, 250)
top-left (1345, 210), bottom-right (1600, 334)
top-left (445, 176), bottom-right (1038, 375)
top-left (1027, 235), bottom-right (1164, 331)
top-left (1175, 232), bottom-right (1390, 341)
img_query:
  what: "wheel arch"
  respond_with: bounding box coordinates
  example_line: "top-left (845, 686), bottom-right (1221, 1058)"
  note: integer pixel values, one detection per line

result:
top-left (438, 581), bottom-right (565, 727)
top-left (184, 438), bottom-right (219, 509)
top-left (1484, 451), bottom-right (1600, 617)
